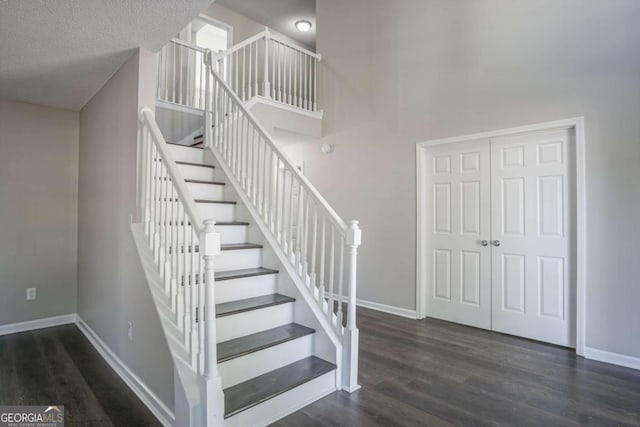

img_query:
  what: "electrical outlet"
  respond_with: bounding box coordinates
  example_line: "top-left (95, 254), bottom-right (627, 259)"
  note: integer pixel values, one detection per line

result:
top-left (127, 321), bottom-right (133, 341)
top-left (26, 288), bottom-right (36, 301)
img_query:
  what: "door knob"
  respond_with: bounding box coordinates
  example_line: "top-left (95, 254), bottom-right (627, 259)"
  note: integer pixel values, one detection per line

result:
top-left (492, 240), bottom-right (501, 247)
top-left (480, 240), bottom-right (489, 246)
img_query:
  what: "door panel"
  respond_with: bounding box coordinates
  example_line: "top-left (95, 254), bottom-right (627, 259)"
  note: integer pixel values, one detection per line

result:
top-left (426, 140), bottom-right (492, 329)
top-left (490, 129), bottom-right (574, 347)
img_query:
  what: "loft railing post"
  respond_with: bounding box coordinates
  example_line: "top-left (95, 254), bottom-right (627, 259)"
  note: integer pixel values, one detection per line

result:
top-left (342, 220), bottom-right (361, 392)
top-left (204, 49), bottom-right (213, 148)
top-left (200, 219), bottom-right (224, 425)
top-left (263, 27), bottom-right (271, 98)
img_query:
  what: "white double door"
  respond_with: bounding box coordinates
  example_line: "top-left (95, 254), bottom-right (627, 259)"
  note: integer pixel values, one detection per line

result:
top-left (427, 128), bottom-right (575, 347)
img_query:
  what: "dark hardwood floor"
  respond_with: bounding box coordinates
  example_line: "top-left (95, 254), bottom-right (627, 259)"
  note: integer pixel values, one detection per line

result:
top-left (0, 324), bottom-right (161, 427)
top-left (2, 309), bottom-right (639, 426)
top-left (274, 308), bottom-right (640, 427)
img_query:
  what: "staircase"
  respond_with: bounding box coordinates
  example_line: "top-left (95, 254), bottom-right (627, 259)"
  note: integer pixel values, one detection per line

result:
top-left (133, 29), bottom-right (361, 427)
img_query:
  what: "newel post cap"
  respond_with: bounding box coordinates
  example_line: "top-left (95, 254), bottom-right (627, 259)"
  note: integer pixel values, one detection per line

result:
top-left (200, 219), bottom-right (221, 257)
top-left (347, 220), bottom-right (361, 247)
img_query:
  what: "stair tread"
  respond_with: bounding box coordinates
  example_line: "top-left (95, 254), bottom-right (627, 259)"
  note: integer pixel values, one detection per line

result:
top-left (167, 141), bottom-right (203, 149)
top-left (216, 221), bottom-right (250, 226)
top-left (217, 323), bottom-right (315, 363)
top-left (215, 267), bottom-right (278, 281)
top-left (216, 293), bottom-right (294, 317)
top-left (171, 242), bottom-right (262, 254)
top-left (224, 356), bottom-right (336, 418)
top-left (221, 243), bottom-right (262, 250)
top-left (185, 179), bottom-right (225, 185)
top-left (195, 199), bottom-right (236, 205)
top-left (176, 160), bottom-right (215, 169)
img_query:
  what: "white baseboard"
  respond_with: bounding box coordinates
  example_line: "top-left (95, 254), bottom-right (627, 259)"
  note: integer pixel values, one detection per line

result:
top-left (356, 298), bottom-right (418, 319)
top-left (324, 293), bottom-right (418, 320)
top-left (75, 316), bottom-right (175, 427)
top-left (0, 314), bottom-right (77, 336)
top-left (584, 346), bottom-right (640, 371)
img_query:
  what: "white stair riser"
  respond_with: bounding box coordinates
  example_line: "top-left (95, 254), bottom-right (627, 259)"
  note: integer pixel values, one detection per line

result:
top-left (215, 248), bottom-right (262, 271)
top-left (219, 334), bottom-right (313, 388)
top-left (217, 225), bottom-right (248, 245)
top-left (216, 303), bottom-right (293, 342)
top-left (169, 145), bottom-right (204, 163)
top-left (222, 371), bottom-right (336, 427)
top-left (186, 182), bottom-right (225, 200)
top-left (215, 274), bottom-right (277, 303)
top-left (197, 203), bottom-right (235, 222)
top-left (177, 164), bottom-right (216, 181)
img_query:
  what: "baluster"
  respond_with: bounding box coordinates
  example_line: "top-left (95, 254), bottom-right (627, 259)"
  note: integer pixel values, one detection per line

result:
top-left (173, 188), bottom-right (184, 330)
top-left (328, 228), bottom-right (335, 318)
top-left (231, 51), bottom-right (235, 95)
top-left (253, 132), bottom-right (260, 207)
top-left (310, 206), bottom-right (318, 293)
top-left (274, 155), bottom-right (281, 237)
top-left (158, 163), bottom-right (166, 279)
top-left (302, 53), bottom-right (307, 110)
top-left (177, 44), bottom-right (182, 104)
top-left (277, 42), bottom-right (282, 101)
top-left (336, 236), bottom-right (345, 328)
top-left (142, 127), bottom-right (151, 236)
top-left (248, 43), bottom-right (252, 99)
top-left (286, 46), bottom-right (291, 104)
top-left (150, 144), bottom-right (159, 250)
top-left (241, 116), bottom-right (248, 189)
top-left (178, 204), bottom-right (188, 344)
top-left (293, 49), bottom-right (298, 107)
top-left (301, 194), bottom-right (310, 282)
top-left (263, 27), bottom-right (270, 98)
top-left (256, 40), bottom-right (261, 97)
top-left (261, 143), bottom-right (268, 219)
top-left (287, 175), bottom-right (295, 259)
top-left (185, 219), bottom-right (196, 368)
top-left (313, 57), bottom-right (318, 111)
top-left (319, 216), bottom-right (326, 307)
top-left (170, 45), bottom-right (175, 102)
top-left (243, 47), bottom-right (247, 101)
top-left (295, 183), bottom-right (304, 268)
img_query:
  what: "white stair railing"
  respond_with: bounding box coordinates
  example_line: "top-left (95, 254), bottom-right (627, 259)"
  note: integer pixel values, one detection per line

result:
top-left (157, 39), bottom-right (208, 110)
top-left (203, 52), bottom-right (361, 392)
top-left (215, 28), bottom-right (321, 112)
top-left (138, 107), bottom-right (224, 424)
top-left (158, 29), bottom-right (321, 113)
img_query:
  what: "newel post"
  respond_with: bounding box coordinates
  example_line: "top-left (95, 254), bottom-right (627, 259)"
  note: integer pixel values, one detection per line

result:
top-left (204, 49), bottom-right (213, 148)
top-left (200, 219), bottom-right (224, 426)
top-left (263, 27), bottom-right (271, 98)
top-left (342, 220), bottom-right (361, 392)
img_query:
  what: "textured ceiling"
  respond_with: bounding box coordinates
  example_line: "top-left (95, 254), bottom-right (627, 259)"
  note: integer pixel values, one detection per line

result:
top-left (0, 0), bottom-right (212, 111)
top-left (217, 0), bottom-right (316, 50)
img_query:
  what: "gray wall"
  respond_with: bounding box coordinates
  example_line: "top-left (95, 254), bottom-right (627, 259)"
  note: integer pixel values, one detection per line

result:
top-left (202, 3), bottom-right (313, 51)
top-left (283, 0), bottom-right (640, 358)
top-left (0, 100), bottom-right (79, 325)
top-left (78, 49), bottom-right (175, 409)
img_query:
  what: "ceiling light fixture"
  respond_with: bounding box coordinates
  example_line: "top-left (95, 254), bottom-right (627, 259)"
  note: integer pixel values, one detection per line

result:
top-left (295, 20), bottom-right (312, 32)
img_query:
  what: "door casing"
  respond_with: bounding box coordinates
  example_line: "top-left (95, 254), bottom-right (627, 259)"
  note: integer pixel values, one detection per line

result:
top-left (416, 117), bottom-right (586, 355)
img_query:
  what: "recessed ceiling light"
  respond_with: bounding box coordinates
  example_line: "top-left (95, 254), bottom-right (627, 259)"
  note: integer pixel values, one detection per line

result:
top-left (295, 20), bottom-right (312, 32)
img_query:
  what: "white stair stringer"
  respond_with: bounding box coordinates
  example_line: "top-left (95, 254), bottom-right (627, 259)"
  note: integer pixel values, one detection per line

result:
top-left (131, 223), bottom-right (202, 427)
